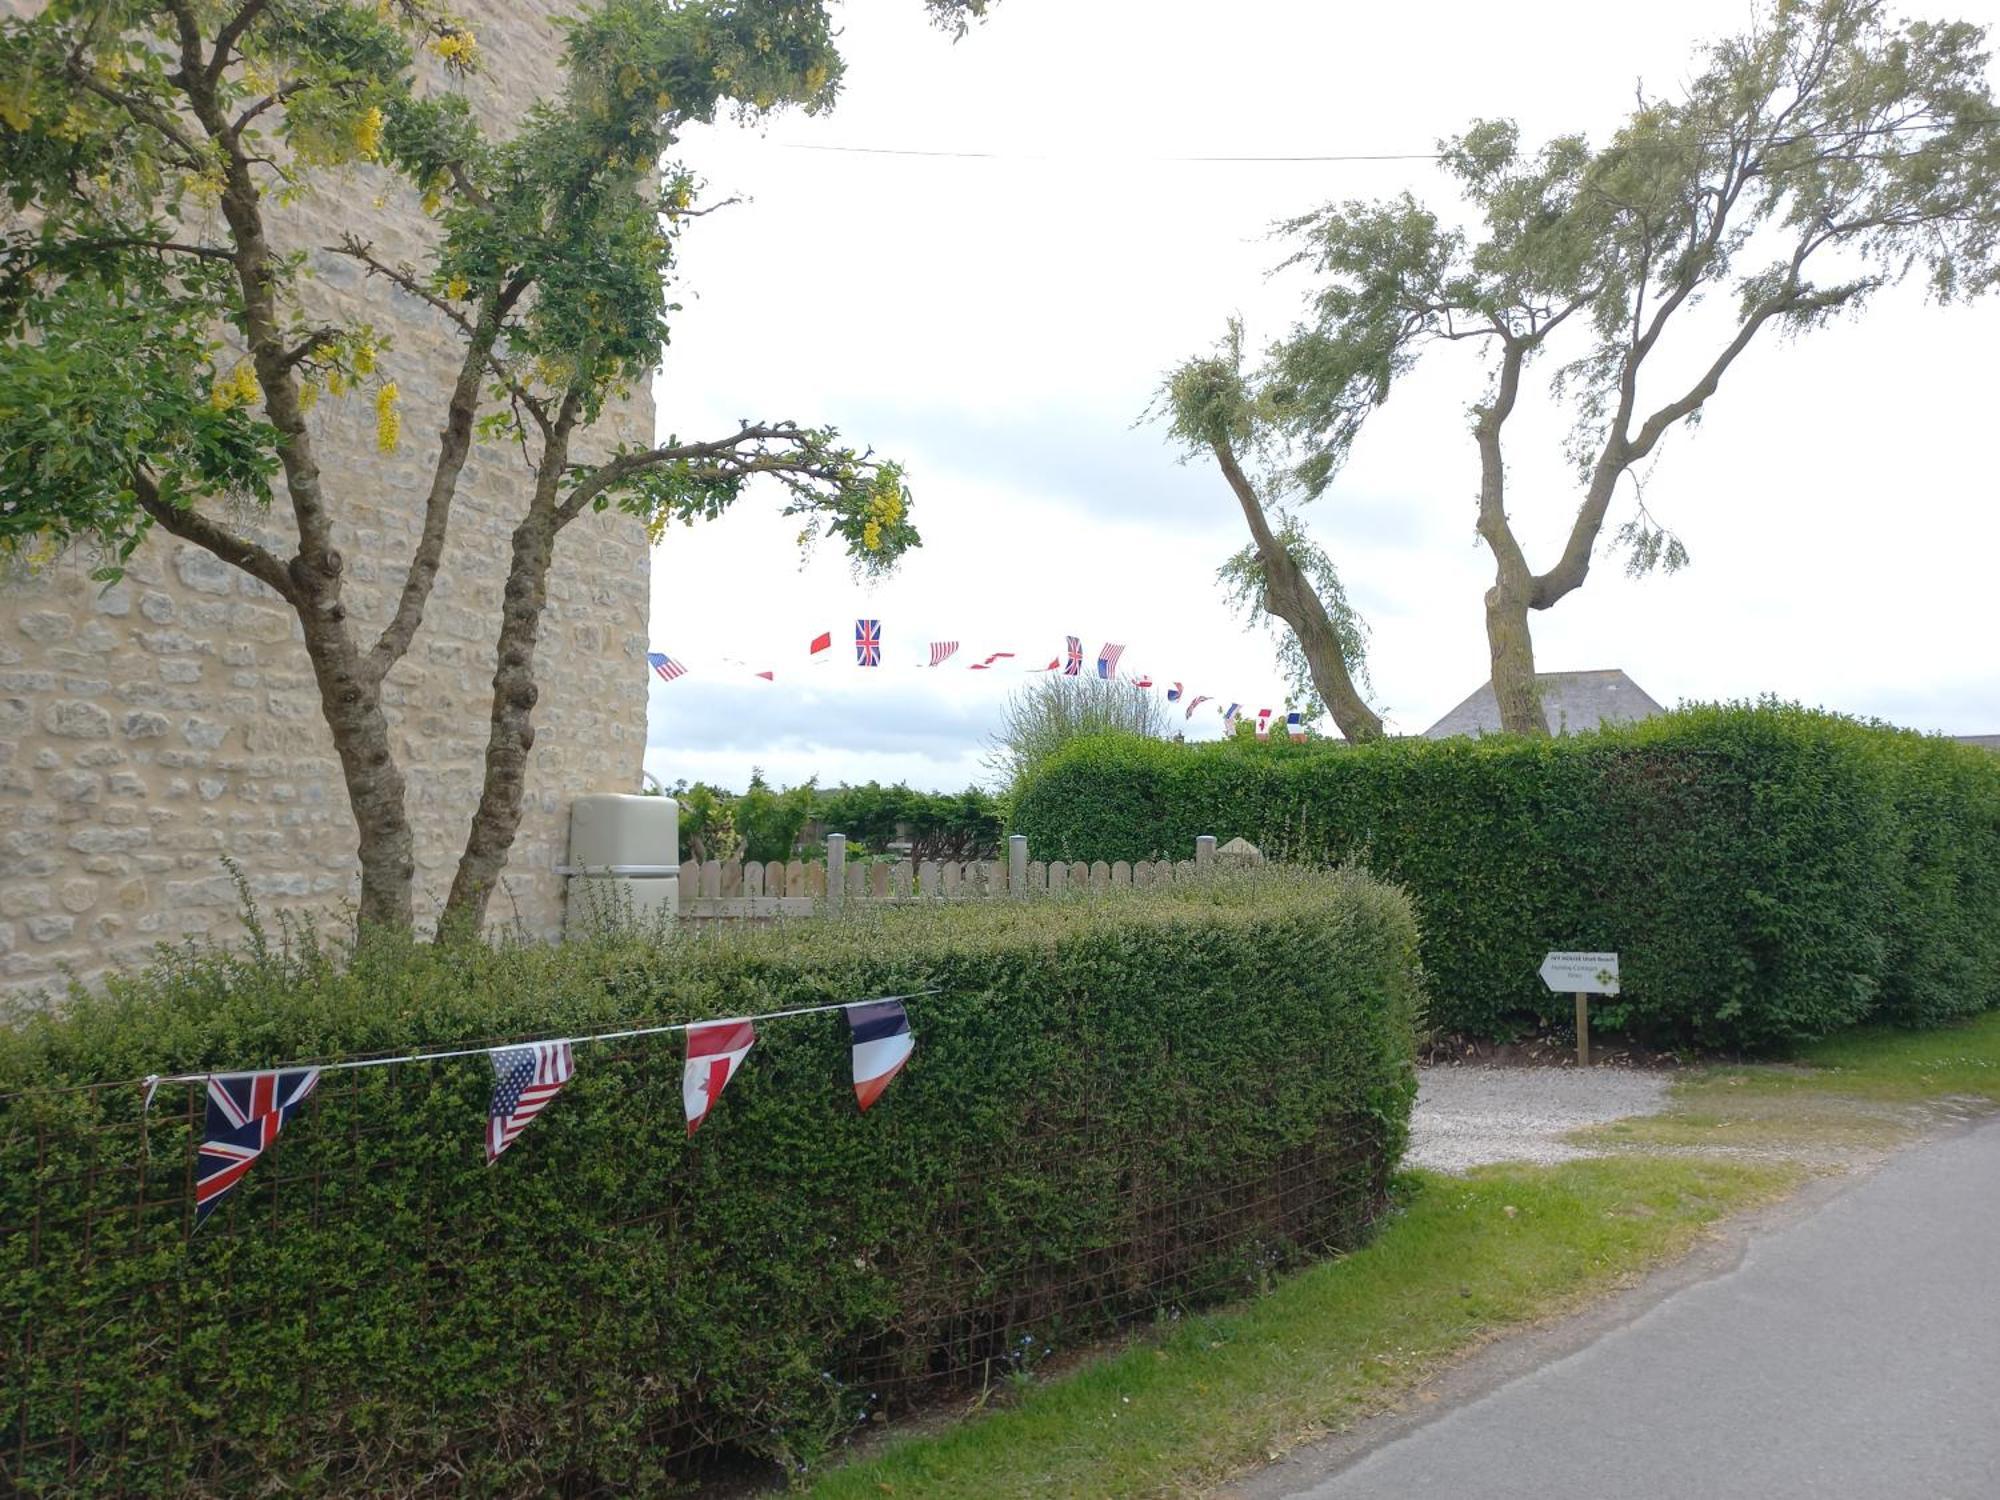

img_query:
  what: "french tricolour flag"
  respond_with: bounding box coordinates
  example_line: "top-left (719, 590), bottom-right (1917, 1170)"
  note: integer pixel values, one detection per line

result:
top-left (845, 998), bottom-right (914, 1112)
top-left (1287, 710), bottom-right (1305, 743)
top-left (684, 1018), bottom-right (756, 1135)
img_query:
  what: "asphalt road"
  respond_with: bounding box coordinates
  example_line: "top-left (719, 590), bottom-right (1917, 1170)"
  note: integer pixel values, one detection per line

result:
top-left (1260, 1119), bottom-right (2000, 1500)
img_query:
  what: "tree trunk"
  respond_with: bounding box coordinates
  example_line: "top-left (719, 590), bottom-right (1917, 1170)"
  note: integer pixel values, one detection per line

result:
top-left (1471, 340), bottom-right (1549, 737)
top-left (441, 507), bottom-right (559, 935)
top-left (1483, 581), bottom-right (1545, 737)
top-left (1211, 439), bottom-right (1385, 742)
top-left (296, 597), bottom-right (416, 931)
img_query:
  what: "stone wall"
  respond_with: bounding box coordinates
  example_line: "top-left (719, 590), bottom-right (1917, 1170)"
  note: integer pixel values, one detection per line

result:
top-left (0, 2), bottom-right (653, 997)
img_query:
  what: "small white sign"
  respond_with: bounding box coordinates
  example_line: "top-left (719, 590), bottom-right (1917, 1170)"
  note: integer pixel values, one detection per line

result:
top-left (1540, 951), bottom-right (1621, 995)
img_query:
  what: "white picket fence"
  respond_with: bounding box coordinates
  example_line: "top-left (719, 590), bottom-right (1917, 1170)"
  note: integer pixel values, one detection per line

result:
top-left (678, 833), bottom-right (1256, 920)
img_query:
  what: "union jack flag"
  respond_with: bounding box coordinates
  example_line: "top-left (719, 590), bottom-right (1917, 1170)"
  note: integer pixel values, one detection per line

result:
top-left (1096, 643), bottom-right (1125, 680)
top-left (1185, 694), bottom-right (1211, 719)
top-left (929, 640), bottom-right (959, 667)
top-left (487, 1041), bottom-right (575, 1163)
top-left (855, 619), bottom-right (882, 667)
top-left (194, 1068), bottom-right (321, 1225)
top-left (646, 651), bottom-right (687, 684)
top-left (1064, 636), bottom-right (1083, 676)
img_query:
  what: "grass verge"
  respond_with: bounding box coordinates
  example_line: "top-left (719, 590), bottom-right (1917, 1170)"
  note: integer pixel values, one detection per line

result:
top-left (807, 1157), bottom-right (1795, 1499)
top-left (1573, 1011), bottom-right (2000, 1157)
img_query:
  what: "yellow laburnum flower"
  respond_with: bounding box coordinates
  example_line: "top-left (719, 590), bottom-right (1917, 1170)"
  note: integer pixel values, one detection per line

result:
top-left (298, 380), bottom-right (320, 413)
top-left (352, 338), bottom-right (376, 376)
top-left (352, 105), bottom-right (385, 161)
top-left (803, 63), bottom-right (830, 94)
top-left (445, 274), bottom-right (469, 300)
top-left (861, 519), bottom-right (883, 553)
top-left (432, 30), bottom-right (477, 66)
top-left (209, 362), bottom-right (260, 411)
top-left (375, 382), bottom-right (401, 452)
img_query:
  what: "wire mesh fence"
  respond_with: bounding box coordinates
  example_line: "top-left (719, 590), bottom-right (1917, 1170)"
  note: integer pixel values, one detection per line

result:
top-left (2, 1029), bottom-right (1393, 1497)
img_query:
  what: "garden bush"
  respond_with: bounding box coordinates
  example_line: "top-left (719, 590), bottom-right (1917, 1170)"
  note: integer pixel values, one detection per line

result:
top-left (1009, 702), bottom-right (2000, 1049)
top-left (0, 869), bottom-right (1419, 1497)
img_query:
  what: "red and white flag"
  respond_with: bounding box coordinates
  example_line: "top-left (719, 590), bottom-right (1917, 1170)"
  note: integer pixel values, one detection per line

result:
top-left (809, 631), bottom-right (832, 658)
top-left (970, 652), bottom-right (1015, 670)
top-left (929, 640), bottom-right (960, 666)
top-left (1131, 674), bottom-right (1153, 689)
top-left (1256, 709), bottom-right (1273, 738)
top-left (845, 998), bottom-right (915, 1112)
top-left (684, 1019), bottom-right (756, 1135)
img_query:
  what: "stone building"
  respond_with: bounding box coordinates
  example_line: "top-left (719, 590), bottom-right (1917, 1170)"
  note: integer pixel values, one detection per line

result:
top-left (0, 2), bottom-right (652, 996)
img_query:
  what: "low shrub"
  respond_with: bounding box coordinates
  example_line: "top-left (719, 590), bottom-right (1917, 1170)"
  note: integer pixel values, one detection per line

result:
top-left (0, 869), bottom-right (1419, 1497)
top-left (1009, 702), bottom-right (2000, 1049)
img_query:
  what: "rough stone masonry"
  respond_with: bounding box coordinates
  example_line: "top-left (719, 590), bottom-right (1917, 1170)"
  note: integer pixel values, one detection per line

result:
top-left (0, 1), bottom-right (653, 997)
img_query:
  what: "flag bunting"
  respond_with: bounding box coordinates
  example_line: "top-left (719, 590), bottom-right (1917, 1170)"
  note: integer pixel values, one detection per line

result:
top-left (845, 998), bottom-right (915, 1112)
top-left (486, 1041), bottom-right (575, 1163)
top-left (684, 1018), bottom-right (757, 1135)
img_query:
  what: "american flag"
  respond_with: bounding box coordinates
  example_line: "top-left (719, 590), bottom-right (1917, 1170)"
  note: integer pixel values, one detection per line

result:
top-left (1064, 635), bottom-right (1083, 676)
top-left (487, 1041), bottom-right (575, 1163)
top-left (970, 652), bottom-right (1015, 670)
top-left (1096, 643), bottom-right (1125, 679)
top-left (1185, 694), bottom-right (1211, 719)
top-left (929, 640), bottom-right (959, 666)
top-left (195, 1068), bottom-right (321, 1225)
top-left (646, 651), bottom-right (687, 684)
top-left (855, 619), bottom-right (881, 667)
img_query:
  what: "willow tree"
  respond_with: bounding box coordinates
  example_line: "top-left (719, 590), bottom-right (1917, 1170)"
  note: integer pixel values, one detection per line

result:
top-left (1178, 0), bottom-right (2000, 736)
top-left (1, 0), bottom-right (985, 935)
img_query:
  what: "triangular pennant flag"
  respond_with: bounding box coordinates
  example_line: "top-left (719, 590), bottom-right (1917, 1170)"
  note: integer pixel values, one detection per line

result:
top-left (1064, 635), bottom-right (1083, 676)
top-left (845, 998), bottom-right (915, 1112)
top-left (855, 619), bottom-right (882, 667)
top-left (647, 651), bottom-right (687, 683)
top-left (684, 1019), bottom-right (756, 1134)
top-left (486, 1041), bottom-right (575, 1163)
top-left (929, 640), bottom-right (960, 666)
top-left (194, 1068), bottom-right (321, 1225)
top-left (1256, 709), bottom-right (1273, 738)
top-left (1096, 642), bottom-right (1126, 679)
top-left (1287, 710), bottom-right (1305, 743)
top-left (1185, 694), bottom-right (1211, 719)
top-left (1167, 682), bottom-right (1183, 702)
top-left (809, 631), bottom-right (832, 657)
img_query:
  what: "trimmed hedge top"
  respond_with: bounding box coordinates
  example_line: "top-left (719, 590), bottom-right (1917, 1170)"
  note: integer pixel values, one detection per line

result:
top-left (1, 869), bottom-right (1420, 1496)
top-left (1009, 703), bottom-right (2000, 1049)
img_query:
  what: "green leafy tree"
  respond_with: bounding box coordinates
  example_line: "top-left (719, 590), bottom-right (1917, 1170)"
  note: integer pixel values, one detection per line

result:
top-left (1158, 322), bottom-right (1384, 741)
top-left (666, 780), bottom-right (742, 864)
top-left (986, 673), bottom-right (1175, 793)
top-left (735, 768), bottom-right (815, 863)
top-left (1171, 0), bottom-right (2000, 737)
top-left (0, 0), bottom-right (986, 935)
top-left (813, 780), bottom-right (1001, 859)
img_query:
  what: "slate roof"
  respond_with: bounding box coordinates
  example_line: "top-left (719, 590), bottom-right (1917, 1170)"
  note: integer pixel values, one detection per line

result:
top-left (1955, 734), bottom-right (2000, 753)
top-left (1422, 668), bottom-right (1666, 740)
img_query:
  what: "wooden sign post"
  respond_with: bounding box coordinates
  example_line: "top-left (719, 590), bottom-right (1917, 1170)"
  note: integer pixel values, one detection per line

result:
top-left (1539, 952), bottom-right (1621, 1066)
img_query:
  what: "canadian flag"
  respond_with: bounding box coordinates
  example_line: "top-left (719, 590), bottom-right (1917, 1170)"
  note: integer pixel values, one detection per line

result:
top-left (683, 1019), bottom-right (756, 1135)
top-left (1256, 709), bottom-right (1273, 738)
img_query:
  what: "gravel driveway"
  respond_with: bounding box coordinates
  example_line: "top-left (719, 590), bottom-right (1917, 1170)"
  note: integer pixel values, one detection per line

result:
top-left (1405, 1066), bottom-right (1673, 1172)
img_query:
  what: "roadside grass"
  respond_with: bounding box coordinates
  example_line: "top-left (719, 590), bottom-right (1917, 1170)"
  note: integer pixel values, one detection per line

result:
top-left (807, 1157), bottom-right (1795, 1500)
top-left (1572, 1011), bottom-right (2000, 1158)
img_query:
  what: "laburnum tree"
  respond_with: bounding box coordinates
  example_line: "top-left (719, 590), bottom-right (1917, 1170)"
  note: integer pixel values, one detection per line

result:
top-left (0, 0), bottom-right (991, 936)
top-left (1168, 0), bottom-right (2000, 737)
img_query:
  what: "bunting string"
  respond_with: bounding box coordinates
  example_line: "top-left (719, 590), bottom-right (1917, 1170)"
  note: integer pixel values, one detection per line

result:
top-left (646, 619), bottom-right (1310, 738)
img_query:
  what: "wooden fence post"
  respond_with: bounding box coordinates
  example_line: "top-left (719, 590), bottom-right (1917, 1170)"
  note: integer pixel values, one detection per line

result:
top-left (826, 833), bottom-right (846, 916)
top-left (1196, 835), bottom-right (1216, 875)
top-left (1009, 835), bottom-right (1029, 897)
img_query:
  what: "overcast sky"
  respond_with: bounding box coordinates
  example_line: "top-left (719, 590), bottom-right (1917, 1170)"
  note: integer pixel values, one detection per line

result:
top-left (640, 0), bottom-right (2000, 794)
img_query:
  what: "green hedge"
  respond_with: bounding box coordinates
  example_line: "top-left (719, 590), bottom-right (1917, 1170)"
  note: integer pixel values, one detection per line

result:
top-left (1009, 703), bottom-right (2000, 1050)
top-left (0, 870), bottom-right (1419, 1497)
